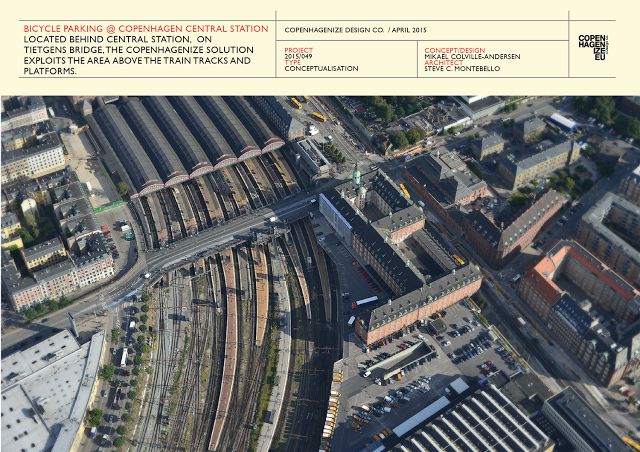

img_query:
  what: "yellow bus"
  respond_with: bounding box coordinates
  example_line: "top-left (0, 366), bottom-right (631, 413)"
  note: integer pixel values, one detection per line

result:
top-left (312, 112), bottom-right (328, 122)
top-left (452, 254), bottom-right (465, 266)
top-left (290, 97), bottom-right (302, 109)
top-left (399, 183), bottom-right (410, 199)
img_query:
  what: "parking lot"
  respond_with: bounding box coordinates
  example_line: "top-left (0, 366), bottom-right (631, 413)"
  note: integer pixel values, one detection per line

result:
top-left (333, 299), bottom-right (520, 450)
top-left (95, 207), bottom-right (137, 275)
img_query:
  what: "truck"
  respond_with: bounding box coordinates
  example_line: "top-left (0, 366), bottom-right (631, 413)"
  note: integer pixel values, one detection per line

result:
top-left (120, 347), bottom-right (128, 368)
top-left (352, 296), bottom-right (379, 309)
top-left (120, 224), bottom-right (131, 232)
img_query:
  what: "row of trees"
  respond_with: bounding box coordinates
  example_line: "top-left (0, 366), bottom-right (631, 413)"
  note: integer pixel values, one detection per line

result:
top-left (322, 142), bottom-right (346, 164)
top-left (24, 295), bottom-right (72, 320)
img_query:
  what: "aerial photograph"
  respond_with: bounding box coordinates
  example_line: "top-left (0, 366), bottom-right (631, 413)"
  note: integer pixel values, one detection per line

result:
top-left (2, 94), bottom-right (640, 452)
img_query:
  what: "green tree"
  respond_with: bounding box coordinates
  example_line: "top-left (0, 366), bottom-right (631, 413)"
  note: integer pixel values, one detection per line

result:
top-left (128, 388), bottom-right (137, 399)
top-left (121, 412), bottom-right (132, 423)
top-left (111, 328), bottom-right (121, 342)
top-left (133, 355), bottom-right (143, 366)
top-left (130, 378), bottom-right (138, 388)
top-left (139, 314), bottom-right (148, 324)
top-left (565, 176), bottom-right (576, 192)
top-left (390, 130), bottom-right (409, 149)
top-left (87, 408), bottom-right (103, 427)
top-left (406, 127), bottom-right (426, 145)
top-left (141, 292), bottom-right (150, 303)
top-left (116, 425), bottom-right (128, 435)
top-left (125, 401), bottom-right (133, 411)
top-left (35, 303), bottom-right (47, 314)
top-left (139, 344), bottom-right (150, 354)
top-left (24, 308), bottom-right (37, 320)
top-left (113, 437), bottom-right (125, 448)
top-left (132, 366), bottom-right (141, 376)
top-left (116, 182), bottom-right (129, 197)
top-left (99, 363), bottom-right (116, 381)
top-left (20, 228), bottom-right (34, 246)
top-left (46, 299), bottom-right (60, 311)
top-left (59, 295), bottom-right (71, 307)
top-left (509, 191), bottom-right (528, 208)
top-left (141, 304), bottom-right (150, 313)
top-left (138, 324), bottom-right (147, 333)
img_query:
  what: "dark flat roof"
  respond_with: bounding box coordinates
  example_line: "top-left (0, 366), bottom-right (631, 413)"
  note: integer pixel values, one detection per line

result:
top-left (544, 387), bottom-right (628, 451)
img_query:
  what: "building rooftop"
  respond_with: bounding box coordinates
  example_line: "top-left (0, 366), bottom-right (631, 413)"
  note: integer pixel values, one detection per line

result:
top-left (1, 129), bottom-right (62, 165)
top-left (248, 96), bottom-right (304, 138)
top-left (551, 293), bottom-right (595, 337)
top-left (139, 96), bottom-right (213, 177)
top-left (90, 103), bottom-right (164, 196)
top-left (375, 383), bottom-right (551, 452)
top-left (223, 96), bottom-right (284, 151)
top-left (32, 258), bottom-right (75, 282)
top-left (516, 115), bottom-right (546, 136)
top-left (544, 387), bottom-right (628, 452)
top-left (413, 148), bottom-right (487, 204)
top-left (475, 132), bottom-right (505, 151)
top-left (501, 140), bottom-right (579, 175)
top-left (1, 330), bottom-right (105, 452)
top-left (120, 97), bottom-right (189, 186)
top-left (581, 191), bottom-right (640, 263)
top-left (499, 190), bottom-right (566, 251)
top-left (527, 239), bottom-right (640, 307)
top-left (1, 211), bottom-right (19, 230)
top-left (168, 96), bottom-right (237, 166)
top-left (196, 96), bottom-right (260, 159)
top-left (21, 238), bottom-right (65, 262)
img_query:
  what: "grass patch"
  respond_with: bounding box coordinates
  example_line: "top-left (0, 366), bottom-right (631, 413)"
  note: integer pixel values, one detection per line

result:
top-left (249, 326), bottom-right (279, 451)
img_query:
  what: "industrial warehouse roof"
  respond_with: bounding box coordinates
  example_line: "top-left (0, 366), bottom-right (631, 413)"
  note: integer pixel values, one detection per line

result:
top-left (120, 97), bottom-right (189, 187)
top-left (196, 96), bottom-right (260, 159)
top-left (168, 96), bottom-right (237, 167)
top-left (90, 104), bottom-right (164, 196)
top-left (223, 96), bottom-right (285, 152)
top-left (389, 384), bottom-right (550, 452)
top-left (1, 330), bottom-right (105, 452)
top-left (140, 96), bottom-right (214, 177)
top-left (544, 387), bottom-right (627, 452)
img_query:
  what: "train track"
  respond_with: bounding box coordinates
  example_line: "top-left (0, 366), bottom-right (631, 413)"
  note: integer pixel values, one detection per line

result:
top-left (136, 272), bottom-right (186, 450)
top-left (139, 196), bottom-right (160, 249)
top-left (272, 223), bottom-right (336, 452)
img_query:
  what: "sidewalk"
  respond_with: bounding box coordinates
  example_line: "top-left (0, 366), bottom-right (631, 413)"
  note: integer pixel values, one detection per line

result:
top-left (256, 243), bottom-right (292, 452)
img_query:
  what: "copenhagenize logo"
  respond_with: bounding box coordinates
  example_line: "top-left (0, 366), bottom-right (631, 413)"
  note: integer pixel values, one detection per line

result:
top-left (578, 34), bottom-right (609, 61)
